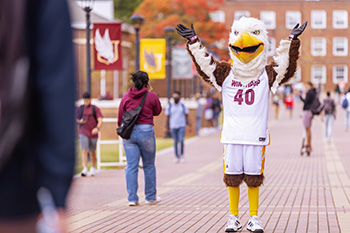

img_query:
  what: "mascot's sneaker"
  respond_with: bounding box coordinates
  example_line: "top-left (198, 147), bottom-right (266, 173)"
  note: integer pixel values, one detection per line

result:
top-left (247, 216), bottom-right (264, 233)
top-left (225, 215), bottom-right (242, 232)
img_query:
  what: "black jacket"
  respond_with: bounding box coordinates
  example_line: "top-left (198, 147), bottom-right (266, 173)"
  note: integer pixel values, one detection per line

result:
top-left (0, 0), bottom-right (76, 219)
top-left (300, 88), bottom-right (317, 111)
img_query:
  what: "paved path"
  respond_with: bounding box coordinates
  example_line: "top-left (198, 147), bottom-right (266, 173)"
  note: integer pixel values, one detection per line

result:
top-left (66, 102), bottom-right (350, 233)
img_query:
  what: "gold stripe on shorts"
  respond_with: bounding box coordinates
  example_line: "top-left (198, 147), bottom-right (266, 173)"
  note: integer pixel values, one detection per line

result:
top-left (260, 145), bottom-right (266, 174)
top-left (222, 145), bottom-right (226, 172)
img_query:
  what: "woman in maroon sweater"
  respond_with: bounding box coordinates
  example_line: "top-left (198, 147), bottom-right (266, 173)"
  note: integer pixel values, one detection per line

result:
top-left (118, 71), bottom-right (162, 206)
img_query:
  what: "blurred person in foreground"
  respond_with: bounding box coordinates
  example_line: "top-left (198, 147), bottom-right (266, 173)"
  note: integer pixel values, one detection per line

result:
top-left (118, 71), bottom-right (162, 206)
top-left (76, 92), bottom-right (103, 177)
top-left (0, 0), bottom-right (76, 232)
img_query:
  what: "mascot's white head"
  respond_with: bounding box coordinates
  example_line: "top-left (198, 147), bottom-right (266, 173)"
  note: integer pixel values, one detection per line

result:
top-left (228, 17), bottom-right (269, 84)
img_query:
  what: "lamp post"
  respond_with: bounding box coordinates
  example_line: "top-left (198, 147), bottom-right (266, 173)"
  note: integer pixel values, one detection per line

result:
top-left (164, 26), bottom-right (175, 103)
top-left (130, 14), bottom-right (144, 71)
top-left (163, 26), bottom-right (174, 138)
top-left (82, 0), bottom-right (94, 94)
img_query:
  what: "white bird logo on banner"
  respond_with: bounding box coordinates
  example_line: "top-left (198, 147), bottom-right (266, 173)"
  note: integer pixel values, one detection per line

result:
top-left (95, 28), bottom-right (114, 63)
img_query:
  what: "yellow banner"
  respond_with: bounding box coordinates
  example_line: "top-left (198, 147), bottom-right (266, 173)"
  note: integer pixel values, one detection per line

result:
top-left (140, 39), bottom-right (166, 79)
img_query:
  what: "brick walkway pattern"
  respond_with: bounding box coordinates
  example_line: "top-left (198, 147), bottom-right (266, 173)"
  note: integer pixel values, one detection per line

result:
top-left (67, 102), bottom-right (350, 233)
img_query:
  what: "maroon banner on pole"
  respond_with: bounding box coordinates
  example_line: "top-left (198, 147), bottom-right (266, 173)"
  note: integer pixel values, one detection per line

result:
top-left (93, 23), bottom-right (123, 70)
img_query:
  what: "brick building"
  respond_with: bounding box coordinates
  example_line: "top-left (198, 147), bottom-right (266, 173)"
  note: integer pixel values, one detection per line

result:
top-left (216, 0), bottom-right (350, 91)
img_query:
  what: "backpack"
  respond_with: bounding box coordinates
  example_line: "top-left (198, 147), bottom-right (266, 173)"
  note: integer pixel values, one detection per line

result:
top-left (79, 105), bottom-right (97, 122)
top-left (116, 92), bottom-right (148, 139)
top-left (310, 95), bottom-right (324, 115)
top-left (342, 97), bottom-right (349, 109)
top-left (323, 99), bottom-right (335, 115)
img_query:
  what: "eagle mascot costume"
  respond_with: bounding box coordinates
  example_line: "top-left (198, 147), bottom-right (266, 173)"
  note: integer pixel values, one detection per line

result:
top-left (176, 17), bottom-right (307, 233)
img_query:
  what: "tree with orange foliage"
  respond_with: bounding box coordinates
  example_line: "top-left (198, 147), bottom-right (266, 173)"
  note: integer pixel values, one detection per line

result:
top-left (134, 0), bottom-right (228, 58)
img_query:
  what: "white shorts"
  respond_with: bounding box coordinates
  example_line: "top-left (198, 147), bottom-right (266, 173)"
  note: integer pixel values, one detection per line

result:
top-left (223, 144), bottom-right (266, 175)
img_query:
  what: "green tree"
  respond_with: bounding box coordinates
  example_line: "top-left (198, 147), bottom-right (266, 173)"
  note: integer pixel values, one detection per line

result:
top-left (114, 0), bottom-right (142, 23)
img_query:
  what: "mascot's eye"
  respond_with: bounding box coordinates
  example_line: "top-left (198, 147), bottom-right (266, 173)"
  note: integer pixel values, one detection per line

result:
top-left (252, 30), bottom-right (260, 35)
top-left (234, 31), bottom-right (239, 36)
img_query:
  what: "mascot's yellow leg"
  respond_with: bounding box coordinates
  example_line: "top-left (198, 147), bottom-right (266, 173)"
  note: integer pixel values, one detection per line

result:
top-left (248, 186), bottom-right (259, 216)
top-left (228, 186), bottom-right (240, 215)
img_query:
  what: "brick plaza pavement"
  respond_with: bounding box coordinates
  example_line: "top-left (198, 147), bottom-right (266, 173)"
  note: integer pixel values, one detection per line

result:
top-left (67, 102), bottom-right (350, 233)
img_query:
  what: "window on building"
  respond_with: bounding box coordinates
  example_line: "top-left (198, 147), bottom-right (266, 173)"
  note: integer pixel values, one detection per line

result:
top-left (311, 10), bottom-right (326, 29)
top-left (267, 38), bottom-right (276, 56)
top-left (311, 65), bottom-right (326, 84)
top-left (333, 65), bottom-right (348, 84)
top-left (333, 10), bottom-right (348, 29)
top-left (234, 11), bottom-right (250, 21)
top-left (311, 37), bottom-right (326, 56)
top-left (210, 10), bottom-right (225, 23)
top-left (260, 11), bottom-right (276, 29)
top-left (333, 37), bottom-right (348, 56)
top-left (286, 11), bottom-right (301, 29)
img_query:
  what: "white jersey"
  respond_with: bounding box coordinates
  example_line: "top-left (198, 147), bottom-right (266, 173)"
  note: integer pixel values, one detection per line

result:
top-left (221, 69), bottom-right (269, 145)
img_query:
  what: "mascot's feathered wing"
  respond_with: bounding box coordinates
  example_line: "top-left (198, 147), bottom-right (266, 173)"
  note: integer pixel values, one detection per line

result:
top-left (176, 17), bottom-right (307, 233)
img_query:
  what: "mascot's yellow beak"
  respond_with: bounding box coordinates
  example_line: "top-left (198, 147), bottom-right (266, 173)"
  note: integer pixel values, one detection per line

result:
top-left (229, 32), bottom-right (264, 64)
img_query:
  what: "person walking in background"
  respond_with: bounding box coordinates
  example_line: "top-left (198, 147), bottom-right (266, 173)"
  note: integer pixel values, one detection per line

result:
top-left (195, 93), bottom-right (204, 136)
top-left (341, 88), bottom-right (350, 131)
top-left (339, 81), bottom-right (346, 96)
top-left (165, 91), bottom-right (190, 163)
top-left (322, 91), bottom-right (336, 142)
top-left (204, 93), bottom-right (214, 130)
top-left (0, 0), bottom-right (75, 232)
top-left (212, 94), bottom-right (222, 128)
top-left (284, 84), bottom-right (292, 99)
top-left (118, 71), bottom-right (162, 206)
top-left (297, 82), bottom-right (316, 155)
top-left (272, 93), bottom-right (280, 120)
top-left (76, 92), bottom-right (103, 177)
top-left (284, 92), bottom-right (294, 119)
top-left (335, 84), bottom-right (341, 104)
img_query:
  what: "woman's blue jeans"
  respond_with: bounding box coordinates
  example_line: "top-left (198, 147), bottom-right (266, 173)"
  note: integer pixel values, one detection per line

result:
top-left (123, 124), bottom-right (156, 202)
top-left (170, 127), bottom-right (185, 158)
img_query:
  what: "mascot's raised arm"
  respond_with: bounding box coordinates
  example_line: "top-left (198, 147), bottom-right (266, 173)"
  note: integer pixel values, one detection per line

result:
top-left (176, 17), bottom-right (306, 233)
